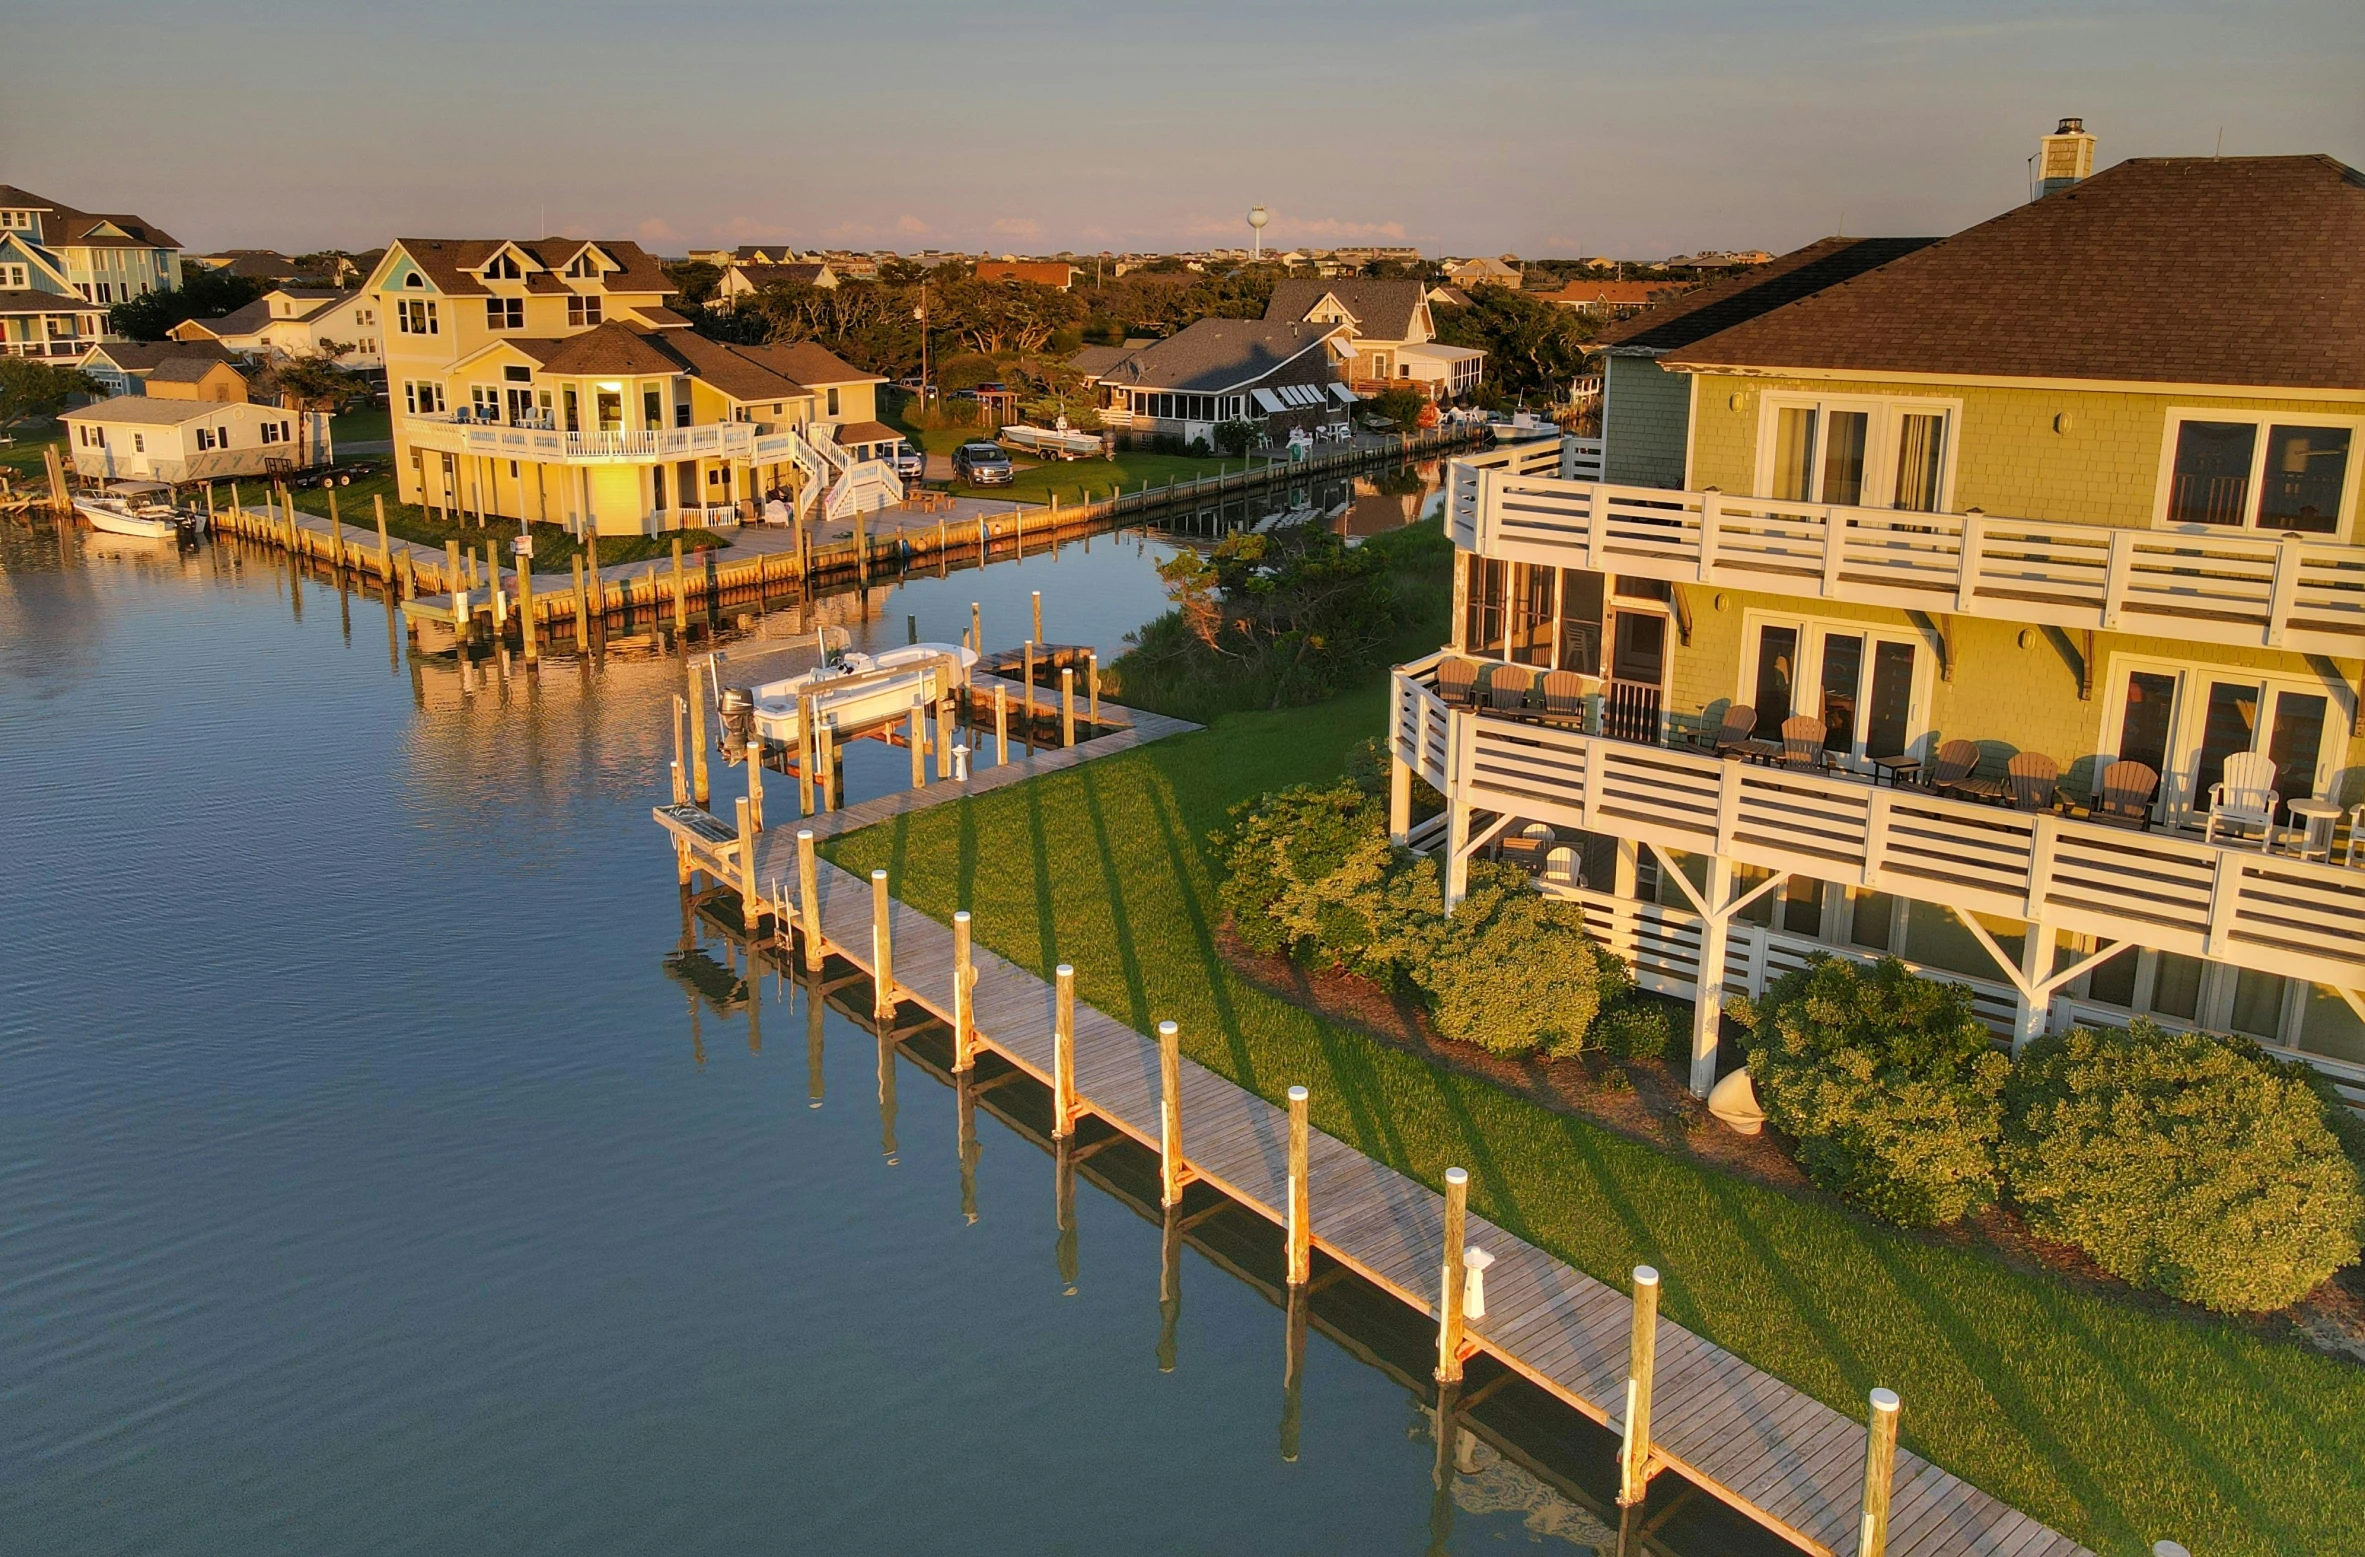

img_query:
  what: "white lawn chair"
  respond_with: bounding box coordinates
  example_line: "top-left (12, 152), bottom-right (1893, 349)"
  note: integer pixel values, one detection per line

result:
top-left (2203, 750), bottom-right (2279, 848)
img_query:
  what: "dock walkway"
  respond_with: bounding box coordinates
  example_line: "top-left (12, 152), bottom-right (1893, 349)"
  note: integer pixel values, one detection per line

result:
top-left (727, 714), bottom-right (2090, 1557)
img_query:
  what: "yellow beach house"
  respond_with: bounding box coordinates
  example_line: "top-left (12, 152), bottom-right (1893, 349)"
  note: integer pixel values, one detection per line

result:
top-left (1389, 149), bottom-right (2365, 1105)
top-left (369, 237), bottom-right (897, 538)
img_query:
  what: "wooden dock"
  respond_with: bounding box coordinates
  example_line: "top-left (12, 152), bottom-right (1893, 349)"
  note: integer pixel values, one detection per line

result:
top-left (663, 707), bottom-right (2100, 1557)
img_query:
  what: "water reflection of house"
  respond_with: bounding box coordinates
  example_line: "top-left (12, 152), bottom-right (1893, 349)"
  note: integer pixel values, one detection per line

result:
top-left (1332, 473), bottom-right (1424, 538)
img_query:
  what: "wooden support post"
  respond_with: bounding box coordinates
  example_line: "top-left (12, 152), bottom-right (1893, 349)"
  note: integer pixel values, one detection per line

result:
top-left (1031, 589), bottom-right (1042, 644)
top-left (797, 829), bottom-right (822, 971)
top-left (516, 548), bottom-right (536, 662)
top-left (1436, 1167), bottom-right (1469, 1383)
top-left (670, 536), bottom-right (688, 639)
top-left (688, 656), bottom-right (710, 806)
top-left (1617, 1266), bottom-right (1661, 1506)
top-left (326, 487), bottom-right (343, 570)
top-left (908, 701), bottom-right (926, 790)
top-left (1052, 963), bottom-right (1077, 1138)
top-left (1061, 666), bottom-right (1075, 748)
top-left (818, 722), bottom-right (838, 811)
top-left (951, 911), bottom-right (976, 1072)
top-left (1158, 1020), bottom-right (1184, 1207)
top-left (374, 494), bottom-right (392, 582)
top-left (796, 696), bottom-right (817, 816)
top-left (993, 682), bottom-right (1008, 766)
top-left (1857, 1389), bottom-right (1900, 1557)
top-left (736, 797), bottom-right (759, 923)
top-left (571, 555), bottom-right (589, 640)
top-left (445, 538), bottom-right (463, 604)
top-left (672, 695), bottom-right (690, 805)
top-left (970, 601), bottom-right (981, 653)
top-left (1286, 1085), bottom-right (1311, 1286)
top-left (935, 696), bottom-right (954, 779)
top-left (1087, 651), bottom-right (1099, 726)
top-left (1022, 640), bottom-right (1035, 725)
top-left (870, 868), bottom-right (894, 1018)
top-left (745, 735), bottom-right (765, 832)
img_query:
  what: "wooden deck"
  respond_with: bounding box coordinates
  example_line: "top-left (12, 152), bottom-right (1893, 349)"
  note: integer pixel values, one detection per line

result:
top-left (681, 691), bottom-right (2089, 1557)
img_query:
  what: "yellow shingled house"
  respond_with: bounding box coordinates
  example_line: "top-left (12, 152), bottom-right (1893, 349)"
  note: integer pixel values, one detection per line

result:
top-left (1389, 150), bottom-right (2365, 1105)
top-left (369, 237), bottom-right (897, 537)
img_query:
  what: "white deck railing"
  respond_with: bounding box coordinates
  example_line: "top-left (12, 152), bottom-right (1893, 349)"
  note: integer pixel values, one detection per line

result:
top-left (1387, 671), bottom-right (2365, 990)
top-left (1444, 462), bottom-right (2365, 657)
top-left (405, 416), bottom-right (770, 466)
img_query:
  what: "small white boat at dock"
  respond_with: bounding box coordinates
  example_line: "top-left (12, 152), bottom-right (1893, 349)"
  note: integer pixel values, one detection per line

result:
top-left (74, 482), bottom-right (203, 540)
top-left (712, 637), bottom-right (978, 750)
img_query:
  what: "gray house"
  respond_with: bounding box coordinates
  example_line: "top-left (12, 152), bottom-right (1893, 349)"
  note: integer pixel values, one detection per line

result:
top-left (1097, 318), bottom-right (1353, 449)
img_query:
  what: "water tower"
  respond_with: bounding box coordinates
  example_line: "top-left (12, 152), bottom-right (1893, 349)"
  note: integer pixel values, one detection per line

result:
top-left (1248, 204), bottom-right (1269, 260)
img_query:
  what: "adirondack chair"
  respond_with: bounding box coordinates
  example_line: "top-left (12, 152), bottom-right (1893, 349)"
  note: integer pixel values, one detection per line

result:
top-left (2006, 752), bottom-right (2061, 812)
top-left (1778, 714), bottom-right (1826, 769)
top-left (1543, 845), bottom-right (1581, 888)
top-left (1498, 821), bottom-right (1557, 872)
top-left (2204, 750), bottom-right (2279, 847)
top-left (2085, 760), bottom-right (2159, 829)
top-left (1487, 664), bottom-right (1536, 714)
top-left (1701, 704), bottom-right (1758, 757)
top-left (1435, 657), bottom-right (1479, 709)
top-left (1537, 669), bottom-right (1587, 725)
top-left (1928, 739), bottom-right (2001, 801)
top-left (2349, 803), bottom-right (2365, 867)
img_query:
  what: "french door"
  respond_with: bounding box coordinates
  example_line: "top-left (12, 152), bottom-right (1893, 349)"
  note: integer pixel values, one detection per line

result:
top-left (2107, 664), bottom-right (2340, 821)
top-left (1741, 618), bottom-right (1929, 765)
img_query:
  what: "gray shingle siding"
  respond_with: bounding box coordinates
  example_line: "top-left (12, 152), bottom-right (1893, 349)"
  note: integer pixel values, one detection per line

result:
top-left (1601, 355), bottom-right (1690, 489)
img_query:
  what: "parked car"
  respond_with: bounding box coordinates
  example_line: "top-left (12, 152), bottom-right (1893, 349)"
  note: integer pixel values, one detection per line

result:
top-left (953, 442), bottom-right (1014, 485)
top-left (890, 441), bottom-right (926, 480)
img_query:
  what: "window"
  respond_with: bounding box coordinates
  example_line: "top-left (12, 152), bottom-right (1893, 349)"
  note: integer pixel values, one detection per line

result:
top-left (826, 386), bottom-right (840, 417)
top-left (1739, 612), bottom-right (1931, 765)
top-left (1760, 395), bottom-right (1959, 512)
top-left (398, 297), bottom-right (438, 335)
top-left (644, 386), bottom-right (663, 428)
top-left (485, 296), bottom-right (523, 330)
top-left (132, 433), bottom-right (143, 453)
top-left (486, 253), bottom-right (521, 280)
top-left (472, 385), bottom-right (500, 418)
top-left (567, 294), bottom-right (602, 327)
top-left (213, 425), bottom-right (230, 448)
top-left (260, 421), bottom-right (278, 444)
top-left (2099, 655), bottom-right (2351, 822)
top-left (2160, 411), bottom-right (2357, 536)
top-left (403, 381), bottom-right (445, 414)
top-left (1462, 555), bottom-right (1508, 653)
top-left (566, 252), bottom-right (598, 279)
top-left (195, 427), bottom-right (212, 450)
top-left (0, 264), bottom-right (24, 288)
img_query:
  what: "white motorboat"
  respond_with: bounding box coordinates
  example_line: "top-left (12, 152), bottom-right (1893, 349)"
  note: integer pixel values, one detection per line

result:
top-left (710, 637), bottom-right (979, 751)
top-left (75, 483), bottom-right (202, 540)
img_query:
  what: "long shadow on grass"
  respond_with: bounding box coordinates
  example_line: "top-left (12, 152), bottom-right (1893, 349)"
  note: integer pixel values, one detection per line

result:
top-left (1691, 1171), bottom-right (1876, 1401)
top-left (1262, 961), bottom-right (1419, 1180)
top-left (1857, 1234), bottom-right (2131, 1550)
top-left (956, 794), bottom-right (979, 912)
top-left (1557, 1114), bottom-right (1668, 1277)
top-left (1075, 766), bottom-right (1154, 1031)
top-left (1020, 779), bottom-right (1061, 976)
top-left (1139, 769), bottom-right (1260, 1094)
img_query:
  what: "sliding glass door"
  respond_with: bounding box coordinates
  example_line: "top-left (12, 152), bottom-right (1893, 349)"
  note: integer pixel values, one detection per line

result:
top-left (2105, 663), bottom-right (2344, 820)
top-left (1741, 618), bottom-right (1928, 765)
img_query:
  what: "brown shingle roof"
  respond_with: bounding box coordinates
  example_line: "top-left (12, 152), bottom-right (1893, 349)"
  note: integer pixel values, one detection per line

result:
top-left (148, 357), bottom-right (244, 385)
top-left (387, 237), bottom-right (673, 298)
top-left (532, 321), bottom-right (691, 376)
top-left (661, 331), bottom-right (805, 402)
top-left (1264, 278), bottom-right (1424, 342)
top-left (1662, 157), bottom-right (2365, 390)
top-left (1596, 237), bottom-right (1940, 353)
top-left (740, 340), bottom-right (881, 388)
top-left (728, 261), bottom-right (833, 288)
top-left (1106, 318), bottom-right (1343, 393)
top-left (85, 340), bottom-right (236, 371)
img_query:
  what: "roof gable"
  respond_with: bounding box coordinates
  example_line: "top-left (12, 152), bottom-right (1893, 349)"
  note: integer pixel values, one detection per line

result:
top-left (1110, 318), bottom-right (1344, 393)
top-left (1264, 278), bottom-right (1425, 343)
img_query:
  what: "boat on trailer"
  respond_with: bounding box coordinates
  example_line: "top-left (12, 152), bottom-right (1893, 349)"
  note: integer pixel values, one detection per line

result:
top-left (74, 481), bottom-right (204, 541)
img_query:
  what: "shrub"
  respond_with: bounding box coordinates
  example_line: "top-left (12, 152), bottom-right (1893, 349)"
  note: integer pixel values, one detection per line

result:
top-left (1742, 957), bottom-right (2008, 1227)
top-left (2002, 1023), bottom-right (2365, 1313)
top-left (1410, 861), bottom-right (1608, 1058)
top-left (1213, 418), bottom-right (1259, 457)
top-left (1596, 997), bottom-right (1677, 1065)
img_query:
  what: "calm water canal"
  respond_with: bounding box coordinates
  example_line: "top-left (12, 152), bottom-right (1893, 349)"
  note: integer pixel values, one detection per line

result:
top-left (1, 483), bottom-right (1776, 1555)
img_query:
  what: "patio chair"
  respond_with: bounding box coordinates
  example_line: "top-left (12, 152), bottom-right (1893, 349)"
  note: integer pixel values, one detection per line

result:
top-left (1929, 739), bottom-right (2004, 802)
top-left (2203, 750), bottom-right (2279, 847)
top-left (1435, 657), bottom-right (1480, 709)
top-left (1778, 714), bottom-right (1825, 770)
top-left (2084, 761), bottom-right (2158, 829)
top-left (2006, 752), bottom-right (2061, 812)
top-left (2348, 803), bottom-right (2364, 867)
top-left (1487, 664), bottom-right (1536, 715)
top-left (1537, 670), bottom-right (1587, 725)
top-left (1700, 704), bottom-right (1757, 757)
top-left (1543, 845), bottom-right (1581, 888)
top-left (1498, 821), bottom-right (1557, 872)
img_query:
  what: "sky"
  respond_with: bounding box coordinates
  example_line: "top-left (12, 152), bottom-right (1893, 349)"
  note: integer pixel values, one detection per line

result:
top-left (6, 0), bottom-right (2360, 260)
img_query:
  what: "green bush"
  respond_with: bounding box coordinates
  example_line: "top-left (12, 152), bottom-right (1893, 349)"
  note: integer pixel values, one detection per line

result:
top-left (1595, 996), bottom-right (1677, 1064)
top-left (2002, 1023), bottom-right (2365, 1313)
top-left (1742, 957), bottom-right (2008, 1227)
top-left (1406, 861), bottom-right (1609, 1058)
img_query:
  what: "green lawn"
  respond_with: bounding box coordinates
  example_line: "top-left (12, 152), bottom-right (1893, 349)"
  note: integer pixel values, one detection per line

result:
top-left (330, 407), bottom-right (390, 445)
top-left (277, 466), bottom-right (725, 572)
top-left (1, 433), bottom-right (59, 482)
top-left (823, 682), bottom-right (2365, 1556)
top-left (887, 401), bottom-right (1272, 506)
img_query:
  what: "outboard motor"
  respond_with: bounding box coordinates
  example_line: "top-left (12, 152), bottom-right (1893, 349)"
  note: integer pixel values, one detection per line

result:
top-left (718, 685), bottom-right (755, 759)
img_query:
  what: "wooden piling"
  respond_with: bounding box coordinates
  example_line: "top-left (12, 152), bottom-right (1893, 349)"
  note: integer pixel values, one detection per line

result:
top-left (373, 495), bottom-right (392, 582)
top-left (445, 538), bottom-right (463, 602)
top-left (1286, 1085), bottom-right (1311, 1286)
top-left (1436, 1167), bottom-right (1469, 1383)
top-left (516, 548), bottom-right (537, 662)
top-left (935, 696), bottom-right (954, 780)
top-left (797, 829), bottom-right (822, 971)
top-left (818, 722), bottom-right (837, 811)
top-left (1022, 640), bottom-right (1035, 725)
top-left (993, 683), bottom-right (1008, 766)
top-left (1087, 651), bottom-right (1099, 726)
top-left (1618, 1266), bottom-right (1661, 1506)
top-left (1031, 589), bottom-right (1042, 644)
top-left (688, 657), bottom-right (711, 806)
top-left (672, 695), bottom-right (690, 805)
top-left (1052, 963), bottom-right (1077, 1138)
top-left (670, 536), bottom-right (688, 638)
top-left (1857, 1389), bottom-right (1900, 1557)
top-left (745, 735), bottom-right (764, 831)
top-left (326, 487), bottom-right (343, 569)
top-left (951, 911), bottom-right (975, 1072)
top-left (908, 702), bottom-right (926, 790)
top-left (571, 555), bottom-right (589, 639)
top-left (1061, 667), bottom-right (1075, 748)
top-left (970, 601), bottom-right (981, 652)
top-left (796, 695), bottom-right (817, 816)
top-left (1158, 1020), bottom-right (1184, 1207)
top-left (870, 869), bottom-right (894, 1018)
top-left (736, 798), bottom-right (759, 921)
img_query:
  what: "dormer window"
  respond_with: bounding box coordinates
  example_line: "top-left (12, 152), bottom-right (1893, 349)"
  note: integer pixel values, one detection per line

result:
top-left (403, 272), bottom-right (424, 288)
top-left (487, 253), bottom-right (521, 280)
top-left (566, 253), bottom-right (598, 279)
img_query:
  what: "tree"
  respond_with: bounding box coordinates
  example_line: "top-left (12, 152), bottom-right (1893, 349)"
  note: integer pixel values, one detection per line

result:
top-left (1433, 285), bottom-right (1596, 402)
top-left (253, 350), bottom-right (372, 415)
top-left (0, 358), bottom-right (99, 428)
top-left (107, 268), bottom-right (266, 342)
top-left (1365, 384), bottom-right (1427, 430)
top-left (660, 259), bottom-right (723, 308)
